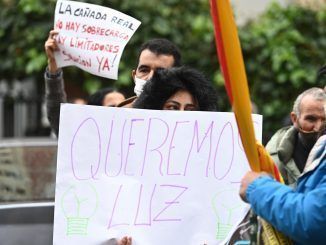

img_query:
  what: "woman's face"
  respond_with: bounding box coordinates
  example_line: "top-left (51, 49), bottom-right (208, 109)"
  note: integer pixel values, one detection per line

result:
top-left (102, 92), bottom-right (125, 107)
top-left (162, 89), bottom-right (198, 111)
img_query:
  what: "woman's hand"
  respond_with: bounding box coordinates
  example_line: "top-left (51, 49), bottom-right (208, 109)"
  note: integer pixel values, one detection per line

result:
top-left (118, 236), bottom-right (132, 245)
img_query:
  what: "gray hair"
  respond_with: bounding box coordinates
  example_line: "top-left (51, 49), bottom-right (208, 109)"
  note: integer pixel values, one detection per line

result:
top-left (292, 87), bottom-right (326, 116)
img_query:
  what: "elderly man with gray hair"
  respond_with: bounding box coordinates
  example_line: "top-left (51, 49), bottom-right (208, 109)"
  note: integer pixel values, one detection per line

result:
top-left (266, 87), bottom-right (326, 185)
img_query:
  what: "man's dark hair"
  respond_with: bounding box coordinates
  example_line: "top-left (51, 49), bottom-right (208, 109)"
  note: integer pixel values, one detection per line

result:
top-left (133, 67), bottom-right (219, 111)
top-left (136, 38), bottom-right (182, 67)
top-left (88, 87), bottom-right (116, 106)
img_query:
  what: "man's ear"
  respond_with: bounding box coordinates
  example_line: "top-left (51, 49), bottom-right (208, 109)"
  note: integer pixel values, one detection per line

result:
top-left (290, 112), bottom-right (298, 126)
top-left (131, 70), bottom-right (136, 83)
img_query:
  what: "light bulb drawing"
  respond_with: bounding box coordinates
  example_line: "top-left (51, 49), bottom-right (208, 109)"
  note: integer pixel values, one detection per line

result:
top-left (61, 183), bottom-right (99, 236)
top-left (211, 188), bottom-right (243, 241)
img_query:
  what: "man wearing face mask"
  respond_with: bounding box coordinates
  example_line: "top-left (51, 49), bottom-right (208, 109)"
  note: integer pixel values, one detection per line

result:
top-left (117, 38), bottom-right (182, 107)
top-left (266, 87), bottom-right (326, 185)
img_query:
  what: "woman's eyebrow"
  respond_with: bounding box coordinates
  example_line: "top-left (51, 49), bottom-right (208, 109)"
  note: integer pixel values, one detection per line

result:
top-left (165, 100), bottom-right (180, 105)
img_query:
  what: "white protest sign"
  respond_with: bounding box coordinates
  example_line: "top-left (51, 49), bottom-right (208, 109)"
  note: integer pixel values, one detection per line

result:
top-left (53, 104), bottom-right (263, 245)
top-left (53, 0), bottom-right (141, 79)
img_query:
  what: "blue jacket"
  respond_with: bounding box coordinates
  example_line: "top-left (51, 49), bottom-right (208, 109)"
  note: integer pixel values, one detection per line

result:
top-left (246, 136), bottom-right (326, 245)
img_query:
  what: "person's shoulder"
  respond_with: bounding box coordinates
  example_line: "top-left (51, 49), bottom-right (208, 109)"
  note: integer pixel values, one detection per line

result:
top-left (266, 126), bottom-right (295, 152)
top-left (267, 125), bottom-right (293, 143)
top-left (275, 125), bottom-right (294, 136)
top-left (117, 96), bottom-right (137, 108)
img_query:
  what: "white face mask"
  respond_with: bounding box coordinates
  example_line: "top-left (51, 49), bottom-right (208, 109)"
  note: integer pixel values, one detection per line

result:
top-left (134, 76), bottom-right (147, 96)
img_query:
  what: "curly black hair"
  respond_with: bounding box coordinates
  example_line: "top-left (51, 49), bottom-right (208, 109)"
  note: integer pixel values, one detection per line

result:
top-left (133, 67), bottom-right (219, 111)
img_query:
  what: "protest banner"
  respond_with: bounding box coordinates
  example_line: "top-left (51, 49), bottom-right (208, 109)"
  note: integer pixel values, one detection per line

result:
top-left (53, 0), bottom-right (141, 79)
top-left (53, 104), bottom-right (263, 244)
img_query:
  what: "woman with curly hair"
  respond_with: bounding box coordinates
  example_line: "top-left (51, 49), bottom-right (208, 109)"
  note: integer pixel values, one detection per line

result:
top-left (133, 66), bottom-right (219, 111)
